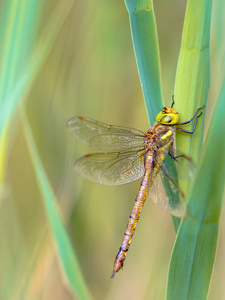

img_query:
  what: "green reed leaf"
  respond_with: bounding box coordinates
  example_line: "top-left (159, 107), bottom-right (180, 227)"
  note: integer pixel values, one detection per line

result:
top-left (124, 0), bottom-right (163, 125)
top-left (0, 0), bottom-right (73, 136)
top-left (21, 107), bottom-right (91, 300)
top-left (167, 78), bottom-right (225, 300)
top-left (171, 0), bottom-right (212, 229)
top-left (174, 0), bottom-right (212, 164)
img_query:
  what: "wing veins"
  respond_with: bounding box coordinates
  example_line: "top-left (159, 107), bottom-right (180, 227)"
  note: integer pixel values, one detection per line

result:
top-left (75, 148), bottom-right (146, 186)
top-left (67, 116), bottom-right (145, 151)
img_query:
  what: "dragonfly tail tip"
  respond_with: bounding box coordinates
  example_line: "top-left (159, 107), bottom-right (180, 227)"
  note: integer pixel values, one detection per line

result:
top-left (111, 270), bottom-right (115, 278)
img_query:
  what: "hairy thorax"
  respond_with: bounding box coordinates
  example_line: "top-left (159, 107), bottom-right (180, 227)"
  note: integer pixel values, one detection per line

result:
top-left (144, 123), bottom-right (175, 154)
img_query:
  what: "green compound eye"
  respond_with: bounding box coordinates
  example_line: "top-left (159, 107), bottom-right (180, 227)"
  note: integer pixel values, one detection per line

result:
top-left (156, 107), bottom-right (179, 125)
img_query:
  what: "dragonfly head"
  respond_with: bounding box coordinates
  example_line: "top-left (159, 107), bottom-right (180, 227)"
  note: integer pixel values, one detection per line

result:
top-left (156, 107), bottom-right (179, 125)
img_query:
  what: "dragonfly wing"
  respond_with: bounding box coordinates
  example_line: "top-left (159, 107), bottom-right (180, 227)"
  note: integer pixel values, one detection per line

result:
top-left (67, 116), bottom-right (145, 151)
top-left (75, 149), bottom-right (145, 186)
top-left (148, 165), bottom-right (187, 217)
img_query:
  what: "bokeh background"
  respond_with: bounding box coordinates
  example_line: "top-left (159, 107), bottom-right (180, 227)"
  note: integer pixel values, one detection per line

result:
top-left (1, 0), bottom-right (224, 299)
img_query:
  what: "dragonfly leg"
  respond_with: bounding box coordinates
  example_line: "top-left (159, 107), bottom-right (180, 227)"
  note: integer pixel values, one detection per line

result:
top-left (169, 152), bottom-right (192, 161)
top-left (169, 141), bottom-right (192, 162)
top-left (169, 142), bottom-right (192, 161)
top-left (176, 105), bottom-right (205, 126)
top-left (175, 108), bottom-right (204, 134)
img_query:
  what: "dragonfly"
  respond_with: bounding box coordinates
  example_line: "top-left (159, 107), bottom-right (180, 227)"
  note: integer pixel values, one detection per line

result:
top-left (67, 102), bottom-right (204, 278)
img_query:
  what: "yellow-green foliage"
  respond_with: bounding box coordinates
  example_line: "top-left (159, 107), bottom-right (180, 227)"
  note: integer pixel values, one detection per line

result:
top-left (0, 0), bottom-right (224, 299)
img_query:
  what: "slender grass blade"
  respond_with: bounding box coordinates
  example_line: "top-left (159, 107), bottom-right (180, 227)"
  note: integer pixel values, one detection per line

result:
top-left (167, 79), bottom-right (225, 300)
top-left (174, 0), bottom-right (212, 164)
top-left (21, 107), bottom-right (91, 300)
top-left (124, 0), bottom-right (163, 125)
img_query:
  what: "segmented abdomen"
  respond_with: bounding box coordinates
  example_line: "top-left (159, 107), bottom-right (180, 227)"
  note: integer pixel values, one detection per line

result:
top-left (111, 154), bottom-right (160, 278)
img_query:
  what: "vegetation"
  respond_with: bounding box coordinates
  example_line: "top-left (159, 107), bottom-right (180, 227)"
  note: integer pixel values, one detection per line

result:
top-left (0, 0), bottom-right (224, 299)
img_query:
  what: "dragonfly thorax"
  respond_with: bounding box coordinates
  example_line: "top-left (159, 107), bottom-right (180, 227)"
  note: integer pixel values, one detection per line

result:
top-left (144, 123), bottom-right (174, 152)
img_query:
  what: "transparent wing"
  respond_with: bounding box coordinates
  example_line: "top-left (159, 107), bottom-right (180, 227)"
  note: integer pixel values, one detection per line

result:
top-left (148, 157), bottom-right (187, 217)
top-left (67, 116), bottom-right (145, 151)
top-left (74, 148), bottom-right (146, 186)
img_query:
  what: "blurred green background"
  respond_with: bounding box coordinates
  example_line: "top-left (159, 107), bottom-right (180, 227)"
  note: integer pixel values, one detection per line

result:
top-left (1, 0), bottom-right (224, 299)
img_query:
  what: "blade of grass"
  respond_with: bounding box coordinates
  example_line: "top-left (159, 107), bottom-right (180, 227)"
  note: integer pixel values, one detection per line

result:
top-left (0, 127), bottom-right (8, 207)
top-left (125, 0), bottom-right (181, 231)
top-left (167, 79), bottom-right (225, 300)
top-left (172, 0), bottom-right (212, 229)
top-left (0, 0), bottom-right (41, 135)
top-left (124, 1), bottom-right (183, 230)
top-left (124, 0), bottom-right (163, 125)
top-left (0, 1), bottom-right (78, 297)
top-left (0, 0), bottom-right (74, 136)
top-left (0, 0), bottom-right (42, 204)
top-left (10, 230), bottom-right (49, 299)
top-left (174, 0), bottom-right (212, 164)
top-left (20, 106), bottom-right (91, 300)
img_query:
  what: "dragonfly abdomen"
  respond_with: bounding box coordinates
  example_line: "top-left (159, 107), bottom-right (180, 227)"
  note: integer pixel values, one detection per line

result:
top-left (111, 155), bottom-right (153, 278)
